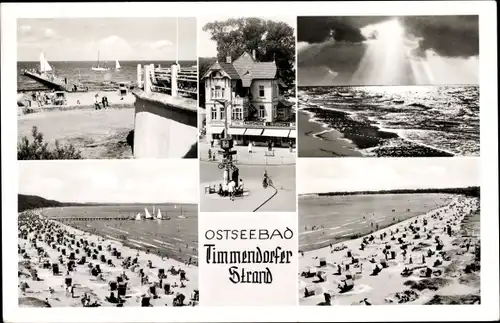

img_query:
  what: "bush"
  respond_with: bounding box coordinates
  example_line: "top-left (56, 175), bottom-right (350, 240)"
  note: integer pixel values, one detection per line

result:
top-left (18, 126), bottom-right (82, 160)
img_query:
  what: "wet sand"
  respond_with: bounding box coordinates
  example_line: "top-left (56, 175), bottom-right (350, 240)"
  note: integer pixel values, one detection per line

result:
top-left (18, 211), bottom-right (199, 307)
top-left (299, 195), bottom-right (480, 305)
top-left (18, 106), bottom-right (135, 159)
top-left (298, 107), bottom-right (454, 157)
top-left (298, 110), bottom-right (361, 157)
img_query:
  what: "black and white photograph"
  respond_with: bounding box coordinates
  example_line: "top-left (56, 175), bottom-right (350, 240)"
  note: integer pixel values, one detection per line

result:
top-left (17, 160), bottom-right (199, 307)
top-left (17, 17), bottom-right (198, 160)
top-left (297, 16), bottom-right (479, 157)
top-left (197, 16), bottom-right (297, 212)
top-left (297, 158), bottom-right (481, 306)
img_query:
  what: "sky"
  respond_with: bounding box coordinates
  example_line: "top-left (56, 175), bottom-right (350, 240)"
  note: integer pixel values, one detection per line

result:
top-left (17, 17), bottom-right (197, 61)
top-left (297, 16), bottom-right (479, 86)
top-left (297, 158), bottom-right (480, 194)
top-left (18, 161), bottom-right (198, 204)
top-left (198, 16), bottom-right (296, 58)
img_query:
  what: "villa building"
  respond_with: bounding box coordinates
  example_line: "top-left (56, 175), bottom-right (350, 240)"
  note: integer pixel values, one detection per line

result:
top-left (202, 51), bottom-right (296, 147)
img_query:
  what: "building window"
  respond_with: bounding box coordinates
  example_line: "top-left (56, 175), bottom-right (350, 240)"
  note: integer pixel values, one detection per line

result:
top-left (272, 105), bottom-right (277, 119)
top-left (278, 108), bottom-right (285, 120)
top-left (232, 106), bottom-right (243, 120)
top-left (211, 107), bottom-right (217, 120)
top-left (220, 106), bottom-right (225, 120)
top-left (213, 86), bottom-right (222, 99)
top-left (259, 105), bottom-right (265, 119)
top-left (259, 86), bottom-right (265, 97)
top-left (222, 88), bottom-right (225, 99)
top-left (210, 88), bottom-right (214, 98)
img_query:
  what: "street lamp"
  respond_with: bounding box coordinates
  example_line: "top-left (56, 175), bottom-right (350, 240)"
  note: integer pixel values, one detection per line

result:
top-left (215, 98), bottom-right (237, 171)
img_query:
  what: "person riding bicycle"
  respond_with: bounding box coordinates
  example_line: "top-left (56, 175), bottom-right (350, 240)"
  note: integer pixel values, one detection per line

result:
top-left (263, 169), bottom-right (269, 188)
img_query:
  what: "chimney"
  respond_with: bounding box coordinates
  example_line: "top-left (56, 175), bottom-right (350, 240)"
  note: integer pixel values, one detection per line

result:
top-left (226, 56), bottom-right (232, 64)
top-left (252, 50), bottom-right (256, 60)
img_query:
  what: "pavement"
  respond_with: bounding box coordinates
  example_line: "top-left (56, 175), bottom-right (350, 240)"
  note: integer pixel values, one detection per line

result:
top-left (200, 161), bottom-right (296, 212)
top-left (199, 140), bottom-right (296, 165)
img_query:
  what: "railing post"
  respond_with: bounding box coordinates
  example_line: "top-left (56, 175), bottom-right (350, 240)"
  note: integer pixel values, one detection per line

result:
top-left (171, 63), bottom-right (178, 97)
top-left (137, 64), bottom-right (142, 88)
top-left (150, 64), bottom-right (155, 84)
top-left (144, 65), bottom-right (151, 94)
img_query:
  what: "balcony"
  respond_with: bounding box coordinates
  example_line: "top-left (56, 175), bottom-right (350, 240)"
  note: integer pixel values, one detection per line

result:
top-left (232, 96), bottom-right (249, 107)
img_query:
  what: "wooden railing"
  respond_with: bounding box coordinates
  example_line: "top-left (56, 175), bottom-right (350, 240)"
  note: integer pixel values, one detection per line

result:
top-left (138, 64), bottom-right (197, 99)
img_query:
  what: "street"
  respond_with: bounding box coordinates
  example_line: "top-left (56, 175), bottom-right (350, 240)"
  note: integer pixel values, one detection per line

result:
top-left (200, 161), bottom-right (296, 212)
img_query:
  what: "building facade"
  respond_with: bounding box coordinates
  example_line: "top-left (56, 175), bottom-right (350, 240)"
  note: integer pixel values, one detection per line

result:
top-left (202, 51), bottom-right (296, 147)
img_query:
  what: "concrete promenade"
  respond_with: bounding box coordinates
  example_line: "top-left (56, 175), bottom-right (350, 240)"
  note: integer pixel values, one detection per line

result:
top-left (199, 161), bottom-right (296, 212)
top-left (199, 140), bottom-right (296, 166)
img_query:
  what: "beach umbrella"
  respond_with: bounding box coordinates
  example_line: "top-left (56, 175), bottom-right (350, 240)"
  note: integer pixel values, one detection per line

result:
top-left (18, 297), bottom-right (51, 308)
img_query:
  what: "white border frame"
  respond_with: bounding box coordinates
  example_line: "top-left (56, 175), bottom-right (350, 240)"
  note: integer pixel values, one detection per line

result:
top-left (2, 2), bottom-right (498, 322)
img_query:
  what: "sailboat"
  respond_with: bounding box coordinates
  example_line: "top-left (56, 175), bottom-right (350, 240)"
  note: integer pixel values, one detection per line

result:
top-left (144, 207), bottom-right (153, 220)
top-left (92, 50), bottom-right (110, 71)
top-left (39, 52), bottom-right (52, 73)
top-left (135, 213), bottom-right (142, 221)
top-left (156, 208), bottom-right (162, 220)
top-left (115, 60), bottom-right (121, 70)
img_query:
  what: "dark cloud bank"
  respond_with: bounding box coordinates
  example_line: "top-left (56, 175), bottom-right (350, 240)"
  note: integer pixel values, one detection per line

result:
top-left (297, 16), bottom-right (479, 86)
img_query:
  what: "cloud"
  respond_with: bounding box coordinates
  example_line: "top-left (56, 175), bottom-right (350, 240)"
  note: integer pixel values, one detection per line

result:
top-left (402, 16), bottom-right (479, 58)
top-left (297, 16), bottom-right (390, 44)
top-left (298, 16), bottom-right (479, 59)
top-left (150, 39), bottom-right (174, 50)
top-left (19, 25), bottom-right (32, 33)
top-left (43, 28), bottom-right (56, 38)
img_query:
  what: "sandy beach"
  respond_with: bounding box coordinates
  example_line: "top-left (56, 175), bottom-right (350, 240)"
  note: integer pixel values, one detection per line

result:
top-left (18, 91), bottom-right (136, 159)
top-left (298, 195), bottom-right (480, 305)
top-left (298, 110), bottom-right (362, 157)
top-left (18, 211), bottom-right (199, 307)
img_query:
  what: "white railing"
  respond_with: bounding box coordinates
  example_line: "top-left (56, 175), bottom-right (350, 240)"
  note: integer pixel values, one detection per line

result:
top-left (137, 64), bottom-right (197, 99)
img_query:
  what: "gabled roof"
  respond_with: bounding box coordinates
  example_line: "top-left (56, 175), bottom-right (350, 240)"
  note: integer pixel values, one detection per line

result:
top-left (202, 61), bottom-right (240, 80)
top-left (203, 52), bottom-right (277, 87)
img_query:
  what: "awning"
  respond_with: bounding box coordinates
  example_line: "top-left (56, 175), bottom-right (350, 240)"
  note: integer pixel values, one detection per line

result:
top-left (244, 128), bottom-right (264, 136)
top-left (278, 99), bottom-right (294, 108)
top-left (228, 128), bottom-right (246, 135)
top-left (288, 129), bottom-right (297, 138)
top-left (209, 126), bottom-right (225, 134)
top-left (262, 129), bottom-right (291, 138)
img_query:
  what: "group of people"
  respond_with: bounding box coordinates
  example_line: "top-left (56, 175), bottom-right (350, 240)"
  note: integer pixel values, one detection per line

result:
top-left (18, 210), bottom-right (198, 307)
top-left (30, 90), bottom-right (52, 107)
top-left (218, 166), bottom-right (244, 201)
top-left (217, 178), bottom-right (244, 201)
top-left (94, 93), bottom-right (109, 110)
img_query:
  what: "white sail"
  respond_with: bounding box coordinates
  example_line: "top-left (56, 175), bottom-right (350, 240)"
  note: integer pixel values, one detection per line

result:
top-left (135, 213), bottom-right (142, 221)
top-left (156, 209), bottom-right (162, 220)
top-left (39, 52), bottom-right (52, 72)
top-left (115, 60), bottom-right (121, 69)
top-left (144, 207), bottom-right (153, 219)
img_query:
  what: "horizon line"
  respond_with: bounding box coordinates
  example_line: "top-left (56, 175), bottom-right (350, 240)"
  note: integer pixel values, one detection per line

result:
top-left (298, 186), bottom-right (479, 196)
top-left (19, 192), bottom-right (197, 205)
top-left (17, 59), bottom-right (197, 63)
top-left (298, 84), bottom-right (479, 87)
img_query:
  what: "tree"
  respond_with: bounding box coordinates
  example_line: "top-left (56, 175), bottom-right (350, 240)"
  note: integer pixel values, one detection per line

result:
top-left (18, 126), bottom-right (82, 160)
top-left (202, 18), bottom-right (296, 87)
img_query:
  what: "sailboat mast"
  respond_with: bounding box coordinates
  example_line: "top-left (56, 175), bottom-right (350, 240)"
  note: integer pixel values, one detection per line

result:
top-left (97, 50), bottom-right (100, 67)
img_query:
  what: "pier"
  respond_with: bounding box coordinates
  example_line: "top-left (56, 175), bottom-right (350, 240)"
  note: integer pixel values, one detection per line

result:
top-left (47, 216), bottom-right (133, 222)
top-left (132, 63), bottom-right (198, 159)
top-left (22, 70), bottom-right (88, 92)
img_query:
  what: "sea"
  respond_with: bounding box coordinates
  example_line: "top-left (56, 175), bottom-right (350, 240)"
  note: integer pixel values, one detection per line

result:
top-left (17, 60), bottom-right (197, 92)
top-left (298, 85), bottom-right (480, 156)
top-left (42, 203), bottom-right (198, 264)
